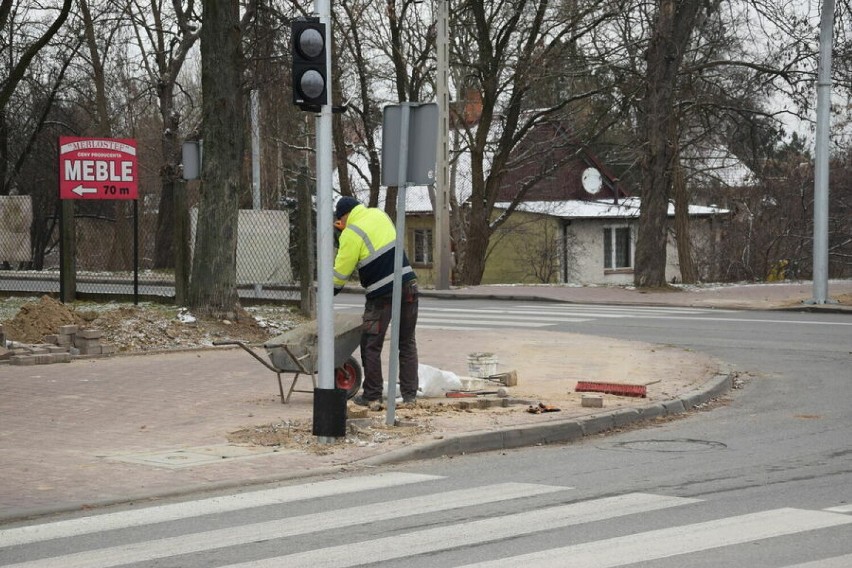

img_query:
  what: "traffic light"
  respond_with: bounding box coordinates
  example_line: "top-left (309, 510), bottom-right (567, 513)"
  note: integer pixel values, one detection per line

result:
top-left (291, 17), bottom-right (327, 110)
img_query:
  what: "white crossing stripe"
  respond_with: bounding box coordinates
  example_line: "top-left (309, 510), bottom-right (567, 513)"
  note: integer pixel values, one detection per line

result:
top-left (0, 483), bottom-right (568, 568)
top-left (782, 553), bottom-right (852, 567)
top-left (418, 317), bottom-right (552, 327)
top-left (825, 504), bottom-right (852, 513)
top-left (218, 492), bottom-right (699, 568)
top-left (459, 508), bottom-right (852, 568)
top-left (513, 304), bottom-right (732, 314)
top-left (419, 310), bottom-right (591, 323)
top-left (422, 307), bottom-right (630, 319)
top-left (0, 472), bottom-right (441, 547)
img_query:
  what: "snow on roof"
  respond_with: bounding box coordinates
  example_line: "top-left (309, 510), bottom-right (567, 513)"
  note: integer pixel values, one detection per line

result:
top-left (494, 197), bottom-right (729, 218)
top-left (683, 146), bottom-right (757, 188)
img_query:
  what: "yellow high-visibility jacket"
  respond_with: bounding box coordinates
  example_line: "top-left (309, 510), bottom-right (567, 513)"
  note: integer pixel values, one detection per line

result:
top-left (333, 204), bottom-right (416, 298)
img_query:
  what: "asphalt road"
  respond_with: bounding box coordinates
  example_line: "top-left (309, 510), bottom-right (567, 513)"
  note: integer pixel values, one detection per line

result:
top-left (2, 299), bottom-right (850, 567)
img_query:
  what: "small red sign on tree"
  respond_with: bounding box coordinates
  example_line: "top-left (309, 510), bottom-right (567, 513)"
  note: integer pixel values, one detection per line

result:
top-left (59, 137), bottom-right (138, 200)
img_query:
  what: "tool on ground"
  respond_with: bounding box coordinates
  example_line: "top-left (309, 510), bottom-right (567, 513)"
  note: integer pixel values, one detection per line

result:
top-left (575, 381), bottom-right (647, 398)
top-left (445, 390), bottom-right (500, 398)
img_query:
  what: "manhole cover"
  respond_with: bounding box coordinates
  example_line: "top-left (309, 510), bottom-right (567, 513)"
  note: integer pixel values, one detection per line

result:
top-left (610, 439), bottom-right (727, 453)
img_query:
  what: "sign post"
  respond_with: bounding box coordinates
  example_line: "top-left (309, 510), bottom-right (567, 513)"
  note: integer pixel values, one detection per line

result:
top-left (381, 103), bottom-right (438, 426)
top-left (58, 137), bottom-right (140, 303)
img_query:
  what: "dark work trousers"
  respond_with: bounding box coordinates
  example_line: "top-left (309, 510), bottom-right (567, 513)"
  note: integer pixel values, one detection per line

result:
top-left (359, 281), bottom-right (419, 401)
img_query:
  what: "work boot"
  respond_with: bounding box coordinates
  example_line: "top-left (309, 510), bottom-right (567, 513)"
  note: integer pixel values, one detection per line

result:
top-left (353, 394), bottom-right (378, 407)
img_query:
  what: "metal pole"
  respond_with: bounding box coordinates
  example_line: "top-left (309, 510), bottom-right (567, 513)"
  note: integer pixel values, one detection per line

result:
top-left (386, 104), bottom-right (411, 426)
top-left (251, 90), bottom-right (262, 298)
top-left (251, 90), bottom-right (261, 210)
top-left (133, 200), bottom-right (139, 305)
top-left (314, 0), bottom-right (342, 443)
top-left (810, 0), bottom-right (834, 304)
top-left (434, 0), bottom-right (451, 289)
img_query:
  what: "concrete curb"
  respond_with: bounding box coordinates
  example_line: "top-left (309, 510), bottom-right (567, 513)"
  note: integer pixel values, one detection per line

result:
top-left (357, 369), bottom-right (734, 466)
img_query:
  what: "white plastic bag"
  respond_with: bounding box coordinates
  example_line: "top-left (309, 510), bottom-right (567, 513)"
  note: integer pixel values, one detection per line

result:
top-left (418, 364), bottom-right (462, 398)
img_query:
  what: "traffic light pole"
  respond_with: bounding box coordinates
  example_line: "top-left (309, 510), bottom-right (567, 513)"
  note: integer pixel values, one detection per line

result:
top-left (312, 0), bottom-right (346, 443)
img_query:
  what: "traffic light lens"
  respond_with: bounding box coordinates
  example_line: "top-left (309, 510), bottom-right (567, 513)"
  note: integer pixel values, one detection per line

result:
top-left (297, 28), bottom-right (324, 59)
top-left (300, 70), bottom-right (326, 99)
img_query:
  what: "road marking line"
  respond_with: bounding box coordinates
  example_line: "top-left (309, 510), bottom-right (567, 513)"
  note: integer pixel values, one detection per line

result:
top-left (824, 504), bottom-right (852, 513)
top-left (459, 508), bottom-right (852, 567)
top-left (218, 493), bottom-right (699, 568)
top-left (418, 318), bottom-right (552, 327)
top-left (0, 472), bottom-right (442, 547)
top-left (781, 553), bottom-right (852, 567)
top-left (0, 483), bottom-right (568, 568)
top-left (418, 310), bottom-right (596, 322)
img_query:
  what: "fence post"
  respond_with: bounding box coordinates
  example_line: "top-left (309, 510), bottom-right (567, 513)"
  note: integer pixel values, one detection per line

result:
top-left (174, 180), bottom-right (189, 305)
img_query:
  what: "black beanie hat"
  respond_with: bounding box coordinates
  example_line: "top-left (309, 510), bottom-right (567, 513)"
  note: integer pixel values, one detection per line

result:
top-left (335, 196), bottom-right (360, 219)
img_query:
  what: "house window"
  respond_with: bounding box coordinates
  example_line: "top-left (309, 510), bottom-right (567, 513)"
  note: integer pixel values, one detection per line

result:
top-left (413, 228), bottom-right (433, 265)
top-left (604, 226), bottom-right (632, 269)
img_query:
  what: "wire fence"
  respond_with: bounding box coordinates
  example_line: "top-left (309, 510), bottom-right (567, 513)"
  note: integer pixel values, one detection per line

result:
top-left (0, 194), bottom-right (308, 304)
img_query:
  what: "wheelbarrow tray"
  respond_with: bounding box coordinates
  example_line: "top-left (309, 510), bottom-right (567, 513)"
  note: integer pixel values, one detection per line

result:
top-left (264, 312), bottom-right (363, 374)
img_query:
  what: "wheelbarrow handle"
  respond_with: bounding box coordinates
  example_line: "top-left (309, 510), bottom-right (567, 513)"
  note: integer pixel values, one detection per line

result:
top-left (213, 340), bottom-right (282, 374)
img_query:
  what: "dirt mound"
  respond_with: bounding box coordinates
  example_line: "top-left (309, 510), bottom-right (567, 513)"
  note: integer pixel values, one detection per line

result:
top-left (2, 296), bottom-right (84, 343)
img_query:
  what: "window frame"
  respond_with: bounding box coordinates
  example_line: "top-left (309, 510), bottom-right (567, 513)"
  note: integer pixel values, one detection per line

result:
top-left (412, 227), bottom-right (433, 266)
top-left (603, 225), bottom-right (633, 271)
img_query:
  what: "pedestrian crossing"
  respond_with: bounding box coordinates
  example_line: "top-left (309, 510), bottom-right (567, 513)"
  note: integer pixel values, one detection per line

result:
top-left (333, 298), bottom-right (735, 330)
top-left (1, 472), bottom-right (850, 568)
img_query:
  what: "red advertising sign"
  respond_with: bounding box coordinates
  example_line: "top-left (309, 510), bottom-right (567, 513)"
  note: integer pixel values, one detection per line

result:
top-left (59, 137), bottom-right (138, 200)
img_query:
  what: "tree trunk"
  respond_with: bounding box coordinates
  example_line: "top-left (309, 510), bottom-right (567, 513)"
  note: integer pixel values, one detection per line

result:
top-left (634, 0), bottom-right (703, 288)
top-left (458, 209), bottom-right (489, 285)
top-left (672, 149), bottom-right (697, 283)
top-left (153, 91), bottom-right (181, 269)
top-left (189, 0), bottom-right (243, 316)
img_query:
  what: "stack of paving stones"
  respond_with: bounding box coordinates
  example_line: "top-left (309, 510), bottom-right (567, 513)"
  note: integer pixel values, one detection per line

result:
top-left (0, 324), bottom-right (115, 366)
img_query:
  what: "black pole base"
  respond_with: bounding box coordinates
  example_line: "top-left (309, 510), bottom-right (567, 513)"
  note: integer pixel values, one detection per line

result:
top-left (312, 388), bottom-right (348, 438)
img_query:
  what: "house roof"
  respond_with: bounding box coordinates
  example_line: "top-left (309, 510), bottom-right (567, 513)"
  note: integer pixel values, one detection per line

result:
top-left (494, 197), bottom-right (729, 219)
top-left (495, 119), bottom-right (629, 202)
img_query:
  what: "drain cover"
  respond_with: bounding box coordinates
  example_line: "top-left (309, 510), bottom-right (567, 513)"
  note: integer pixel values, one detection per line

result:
top-left (611, 439), bottom-right (727, 453)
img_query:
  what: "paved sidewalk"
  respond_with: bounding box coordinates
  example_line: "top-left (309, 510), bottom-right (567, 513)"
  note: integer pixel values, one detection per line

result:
top-left (0, 281), bottom-right (848, 523)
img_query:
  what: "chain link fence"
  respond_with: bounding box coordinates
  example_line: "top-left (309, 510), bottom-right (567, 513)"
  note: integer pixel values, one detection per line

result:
top-left (0, 193), bottom-right (308, 304)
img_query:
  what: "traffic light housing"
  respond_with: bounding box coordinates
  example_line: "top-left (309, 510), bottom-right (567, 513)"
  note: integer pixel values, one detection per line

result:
top-left (291, 17), bottom-right (327, 110)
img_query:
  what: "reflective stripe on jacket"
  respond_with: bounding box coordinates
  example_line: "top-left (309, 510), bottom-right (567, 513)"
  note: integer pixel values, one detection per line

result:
top-left (333, 204), bottom-right (416, 298)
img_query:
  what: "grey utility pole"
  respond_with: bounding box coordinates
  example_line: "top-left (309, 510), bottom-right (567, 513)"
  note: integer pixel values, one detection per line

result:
top-left (433, 0), bottom-right (451, 289)
top-left (810, 0), bottom-right (835, 304)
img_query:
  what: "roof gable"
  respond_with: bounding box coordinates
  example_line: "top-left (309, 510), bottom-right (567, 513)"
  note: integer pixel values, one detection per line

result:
top-left (496, 119), bottom-right (629, 202)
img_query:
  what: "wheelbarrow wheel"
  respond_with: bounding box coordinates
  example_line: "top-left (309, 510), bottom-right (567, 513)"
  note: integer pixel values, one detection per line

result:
top-left (335, 356), bottom-right (362, 399)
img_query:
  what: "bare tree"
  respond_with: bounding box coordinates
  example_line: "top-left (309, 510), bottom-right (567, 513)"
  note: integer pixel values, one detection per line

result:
top-left (633, 0), bottom-right (708, 288)
top-left (450, 0), bottom-right (622, 285)
top-left (123, 0), bottom-right (201, 269)
top-left (0, 0), bottom-right (73, 196)
top-left (188, 0), bottom-right (246, 315)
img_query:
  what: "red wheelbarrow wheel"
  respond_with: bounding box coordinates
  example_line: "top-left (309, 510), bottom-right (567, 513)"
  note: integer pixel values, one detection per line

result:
top-left (335, 356), bottom-right (362, 399)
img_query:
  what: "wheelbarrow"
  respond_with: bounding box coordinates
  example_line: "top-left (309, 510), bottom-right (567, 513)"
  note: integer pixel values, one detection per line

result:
top-left (215, 312), bottom-right (363, 404)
